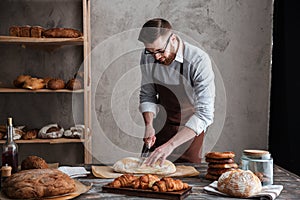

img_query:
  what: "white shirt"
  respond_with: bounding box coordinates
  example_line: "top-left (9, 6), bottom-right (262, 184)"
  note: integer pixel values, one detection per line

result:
top-left (139, 37), bottom-right (215, 135)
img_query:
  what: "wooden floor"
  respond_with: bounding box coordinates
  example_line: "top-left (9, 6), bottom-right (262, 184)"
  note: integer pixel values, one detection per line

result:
top-left (74, 163), bottom-right (300, 199)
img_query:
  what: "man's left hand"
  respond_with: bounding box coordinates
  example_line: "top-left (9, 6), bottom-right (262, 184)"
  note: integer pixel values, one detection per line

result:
top-left (144, 141), bottom-right (175, 166)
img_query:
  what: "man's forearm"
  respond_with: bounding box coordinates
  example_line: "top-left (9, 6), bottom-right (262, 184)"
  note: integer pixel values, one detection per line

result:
top-left (143, 112), bottom-right (154, 126)
top-left (167, 127), bottom-right (197, 149)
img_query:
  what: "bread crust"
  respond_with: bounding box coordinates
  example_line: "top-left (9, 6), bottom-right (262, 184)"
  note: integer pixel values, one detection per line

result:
top-left (21, 155), bottom-right (48, 170)
top-left (205, 151), bottom-right (235, 159)
top-left (217, 169), bottom-right (262, 198)
top-left (3, 169), bottom-right (76, 199)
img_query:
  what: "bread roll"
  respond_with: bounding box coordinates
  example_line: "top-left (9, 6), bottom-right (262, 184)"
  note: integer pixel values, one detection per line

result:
top-left (23, 77), bottom-right (45, 90)
top-left (47, 78), bottom-right (65, 90)
top-left (30, 26), bottom-right (44, 38)
top-left (113, 157), bottom-right (176, 175)
top-left (9, 26), bottom-right (20, 37)
top-left (20, 25), bottom-right (31, 37)
top-left (66, 78), bottom-right (82, 90)
top-left (13, 75), bottom-right (32, 88)
top-left (3, 169), bottom-right (75, 199)
top-left (21, 155), bottom-right (48, 170)
top-left (43, 28), bottom-right (82, 38)
top-left (217, 169), bottom-right (262, 198)
top-left (38, 124), bottom-right (64, 139)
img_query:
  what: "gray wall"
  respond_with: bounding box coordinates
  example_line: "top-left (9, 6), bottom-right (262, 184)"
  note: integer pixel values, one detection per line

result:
top-left (0, 0), bottom-right (274, 165)
top-left (91, 0), bottom-right (273, 164)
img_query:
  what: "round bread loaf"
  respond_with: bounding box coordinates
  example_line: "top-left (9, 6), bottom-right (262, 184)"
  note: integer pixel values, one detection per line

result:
top-left (217, 169), bottom-right (262, 198)
top-left (3, 168), bottom-right (76, 199)
top-left (21, 155), bottom-right (48, 170)
top-left (66, 78), bottom-right (82, 90)
top-left (47, 78), bottom-right (65, 90)
top-left (113, 157), bottom-right (176, 175)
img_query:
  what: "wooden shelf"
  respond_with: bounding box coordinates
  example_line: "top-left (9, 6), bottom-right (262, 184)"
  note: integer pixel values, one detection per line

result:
top-left (0, 138), bottom-right (84, 144)
top-left (0, 36), bottom-right (84, 45)
top-left (0, 88), bottom-right (84, 93)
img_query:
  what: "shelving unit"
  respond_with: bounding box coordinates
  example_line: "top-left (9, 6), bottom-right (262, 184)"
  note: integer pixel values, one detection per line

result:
top-left (0, 0), bottom-right (92, 164)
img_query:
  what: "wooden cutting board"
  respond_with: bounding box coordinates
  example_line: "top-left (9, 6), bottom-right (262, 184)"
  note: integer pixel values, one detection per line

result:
top-left (102, 184), bottom-right (192, 200)
top-left (92, 165), bottom-right (200, 178)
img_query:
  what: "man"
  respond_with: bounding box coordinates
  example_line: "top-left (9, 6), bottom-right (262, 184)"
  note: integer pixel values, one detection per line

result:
top-left (138, 18), bottom-right (215, 165)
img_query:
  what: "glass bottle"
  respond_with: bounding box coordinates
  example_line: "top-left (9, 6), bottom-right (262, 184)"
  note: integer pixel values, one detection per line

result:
top-left (2, 118), bottom-right (18, 173)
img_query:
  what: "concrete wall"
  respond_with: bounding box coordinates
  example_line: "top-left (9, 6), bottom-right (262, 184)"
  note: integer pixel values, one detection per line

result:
top-left (91, 0), bottom-right (273, 164)
top-left (0, 0), bottom-right (274, 165)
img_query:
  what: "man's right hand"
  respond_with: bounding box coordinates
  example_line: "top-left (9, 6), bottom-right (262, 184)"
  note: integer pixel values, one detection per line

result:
top-left (143, 125), bottom-right (156, 147)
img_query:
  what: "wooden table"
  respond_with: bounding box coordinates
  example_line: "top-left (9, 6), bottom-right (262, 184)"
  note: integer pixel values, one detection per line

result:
top-left (74, 163), bottom-right (300, 199)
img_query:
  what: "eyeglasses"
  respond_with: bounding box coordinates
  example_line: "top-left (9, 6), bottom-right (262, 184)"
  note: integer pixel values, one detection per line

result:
top-left (144, 33), bottom-right (173, 55)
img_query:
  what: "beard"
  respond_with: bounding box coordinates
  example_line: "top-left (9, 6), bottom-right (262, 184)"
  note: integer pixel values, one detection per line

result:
top-left (158, 52), bottom-right (176, 65)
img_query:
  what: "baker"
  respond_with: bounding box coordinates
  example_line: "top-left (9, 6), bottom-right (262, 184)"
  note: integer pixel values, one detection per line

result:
top-left (138, 18), bottom-right (215, 165)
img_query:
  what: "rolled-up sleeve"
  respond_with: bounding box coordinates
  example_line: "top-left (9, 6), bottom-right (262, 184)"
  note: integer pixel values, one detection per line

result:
top-left (139, 54), bottom-right (159, 117)
top-left (185, 53), bottom-right (215, 135)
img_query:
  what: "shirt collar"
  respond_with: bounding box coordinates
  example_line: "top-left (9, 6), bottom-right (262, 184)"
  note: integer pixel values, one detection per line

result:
top-left (174, 36), bottom-right (184, 63)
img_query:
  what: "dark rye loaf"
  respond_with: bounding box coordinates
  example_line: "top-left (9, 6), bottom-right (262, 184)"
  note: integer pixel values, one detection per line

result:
top-left (3, 168), bottom-right (76, 199)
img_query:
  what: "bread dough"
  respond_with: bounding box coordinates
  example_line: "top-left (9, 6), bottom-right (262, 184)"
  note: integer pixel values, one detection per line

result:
top-left (112, 157), bottom-right (176, 175)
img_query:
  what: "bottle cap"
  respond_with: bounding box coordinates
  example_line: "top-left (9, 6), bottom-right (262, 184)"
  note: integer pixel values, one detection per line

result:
top-left (7, 118), bottom-right (12, 126)
top-left (1, 164), bottom-right (12, 177)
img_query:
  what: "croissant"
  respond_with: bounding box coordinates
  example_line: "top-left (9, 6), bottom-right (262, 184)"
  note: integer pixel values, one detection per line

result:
top-left (152, 177), bottom-right (189, 192)
top-left (132, 174), bottom-right (160, 189)
top-left (108, 174), bottom-right (137, 188)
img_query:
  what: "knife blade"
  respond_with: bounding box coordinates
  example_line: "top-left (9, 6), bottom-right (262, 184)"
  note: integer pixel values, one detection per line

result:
top-left (141, 143), bottom-right (151, 158)
top-left (140, 143), bottom-right (151, 166)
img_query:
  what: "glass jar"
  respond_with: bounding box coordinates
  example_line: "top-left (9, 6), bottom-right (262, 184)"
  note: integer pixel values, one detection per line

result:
top-left (240, 150), bottom-right (273, 186)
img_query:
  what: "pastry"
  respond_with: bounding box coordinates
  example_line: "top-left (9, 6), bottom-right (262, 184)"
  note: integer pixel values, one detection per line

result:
top-left (208, 163), bottom-right (238, 169)
top-left (47, 78), bottom-right (65, 90)
top-left (132, 174), bottom-right (160, 189)
top-left (9, 26), bottom-right (20, 37)
top-left (108, 174), bottom-right (138, 188)
top-left (152, 177), bottom-right (189, 192)
top-left (205, 157), bottom-right (235, 164)
top-left (112, 157), bottom-right (176, 175)
top-left (43, 28), bottom-right (82, 38)
top-left (217, 169), bottom-right (262, 198)
top-left (66, 78), bottom-right (82, 90)
top-left (23, 77), bottom-right (45, 90)
top-left (64, 125), bottom-right (84, 138)
top-left (22, 129), bottom-right (38, 140)
top-left (38, 124), bottom-right (64, 139)
top-left (30, 26), bottom-right (44, 38)
top-left (21, 155), bottom-right (48, 170)
top-left (13, 75), bottom-right (32, 88)
top-left (205, 151), bottom-right (235, 159)
top-left (3, 168), bottom-right (76, 199)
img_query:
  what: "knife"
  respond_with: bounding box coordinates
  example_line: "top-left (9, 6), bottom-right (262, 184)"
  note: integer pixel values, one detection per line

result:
top-left (140, 143), bottom-right (151, 166)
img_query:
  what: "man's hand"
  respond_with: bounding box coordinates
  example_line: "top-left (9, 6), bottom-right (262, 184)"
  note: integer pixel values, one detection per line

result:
top-left (144, 141), bottom-right (175, 166)
top-left (143, 125), bottom-right (156, 147)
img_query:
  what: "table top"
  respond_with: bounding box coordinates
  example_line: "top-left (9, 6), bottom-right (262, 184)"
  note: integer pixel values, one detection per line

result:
top-left (74, 163), bottom-right (300, 200)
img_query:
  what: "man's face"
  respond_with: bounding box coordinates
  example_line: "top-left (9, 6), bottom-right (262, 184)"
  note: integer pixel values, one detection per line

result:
top-left (144, 34), bottom-right (176, 66)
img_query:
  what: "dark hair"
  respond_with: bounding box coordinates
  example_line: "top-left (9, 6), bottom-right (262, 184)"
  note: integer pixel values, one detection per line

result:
top-left (138, 18), bottom-right (172, 43)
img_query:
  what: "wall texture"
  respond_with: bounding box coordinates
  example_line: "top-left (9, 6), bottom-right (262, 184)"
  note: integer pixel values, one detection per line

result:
top-left (91, 0), bottom-right (274, 164)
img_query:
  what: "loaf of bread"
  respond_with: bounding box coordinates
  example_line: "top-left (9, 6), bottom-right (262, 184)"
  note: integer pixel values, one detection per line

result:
top-left (38, 124), bottom-right (64, 139)
top-left (47, 78), bottom-right (65, 90)
top-left (23, 77), bottom-right (45, 90)
top-left (20, 25), bottom-right (31, 37)
top-left (21, 155), bottom-right (48, 170)
top-left (9, 26), bottom-right (20, 37)
top-left (30, 26), bottom-right (44, 38)
top-left (2, 168), bottom-right (76, 199)
top-left (13, 75), bottom-right (32, 88)
top-left (43, 28), bottom-right (82, 38)
top-left (217, 169), bottom-right (262, 198)
top-left (66, 78), bottom-right (82, 90)
top-left (113, 157), bottom-right (176, 175)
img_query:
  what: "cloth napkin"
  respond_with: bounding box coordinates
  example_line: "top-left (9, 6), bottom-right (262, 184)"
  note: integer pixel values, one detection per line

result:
top-left (204, 181), bottom-right (283, 200)
top-left (58, 166), bottom-right (90, 178)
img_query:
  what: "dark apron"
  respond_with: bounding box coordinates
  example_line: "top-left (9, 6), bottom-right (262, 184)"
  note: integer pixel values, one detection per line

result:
top-left (144, 61), bottom-right (204, 163)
